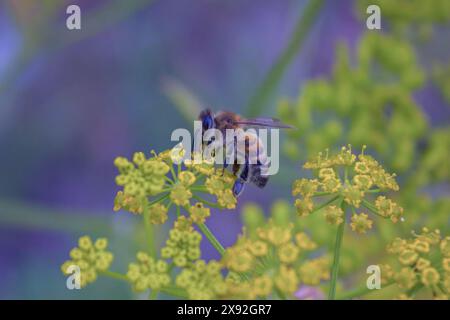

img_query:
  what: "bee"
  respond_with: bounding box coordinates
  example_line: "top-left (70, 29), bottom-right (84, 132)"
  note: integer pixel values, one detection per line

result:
top-left (197, 109), bottom-right (292, 197)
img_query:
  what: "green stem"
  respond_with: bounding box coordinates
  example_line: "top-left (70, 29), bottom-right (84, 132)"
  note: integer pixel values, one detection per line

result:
top-left (161, 286), bottom-right (189, 299)
top-left (193, 194), bottom-right (224, 209)
top-left (245, 0), bottom-right (324, 116)
top-left (328, 199), bottom-right (346, 300)
top-left (310, 195), bottom-right (340, 215)
top-left (148, 289), bottom-right (159, 300)
top-left (101, 271), bottom-right (189, 299)
top-left (198, 222), bottom-right (225, 256)
top-left (100, 270), bottom-right (129, 282)
top-left (337, 281), bottom-right (395, 300)
top-left (362, 199), bottom-right (388, 219)
top-left (142, 207), bottom-right (156, 257)
top-left (143, 194), bottom-right (170, 257)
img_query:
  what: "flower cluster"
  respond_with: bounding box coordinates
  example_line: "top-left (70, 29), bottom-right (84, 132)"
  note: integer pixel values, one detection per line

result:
top-left (176, 260), bottom-right (227, 299)
top-left (113, 149), bottom-right (236, 226)
top-left (161, 217), bottom-right (202, 267)
top-left (127, 252), bottom-right (171, 292)
top-left (381, 228), bottom-right (450, 299)
top-left (61, 236), bottom-right (113, 288)
top-left (278, 33), bottom-right (426, 172)
top-left (358, 0), bottom-right (450, 39)
top-left (292, 146), bottom-right (403, 234)
top-left (222, 217), bottom-right (328, 299)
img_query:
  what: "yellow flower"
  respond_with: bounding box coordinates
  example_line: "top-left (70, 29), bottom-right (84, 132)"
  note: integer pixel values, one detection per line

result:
top-left (413, 239), bottom-right (430, 254)
top-left (321, 176), bottom-right (342, 193)
top-left (178, 171), bottom-right (196, 186)
top-left (443, 258), bottom-right (450, 272)
top-left (324, 205), bottom-right (344, 225)
top-left (252, 275), bottom-right (273, 297)
top-left (161, 227), bottom-right (202, 267)
top-left (61, 236), bottom-right (113, 288)
top-left (395, 267), bottom-right (417, 289)
top-left (353, 174), bottom-right (373, 190)
top-left (350, 213), bottom-right (373, 234)
top-left (189, 202), bottom-right (211, 224)
top-left (416, 258), bottom-right (431, 271)
top-left (147, 203), bottom-right (168, 224)
top-left (440, 237), bottom-right (450, 257)
top-left (217, 189), bottom-right (237, 209)
top-left (354, 161), bottom-right (370, 175)
top-left (258, 222), bottom-right (292, 246)
top-left (278, 242), bottom-right (299, 264)
top-left (113, 191), bottom-right (143, 214)
top-left (176, 260), bottom-right (227, 300)
top-left (375, 196), bottom-right (394, 217)
top-left (78, 236), bottom-right (93, 250)
top-left (295, 232), bottom-right (317, 250)
top-left (274, 265), bottom-right (298, 295)
top-left (170, 184), bottom-right (192, 206)
top-left (205, 175), bottom-right (225, 195)
top-left (248, 240), bottom-right (268, 257)
top-left (294, 198), bottom-right (314, 217)
top-left (421, 267), bottom-right (440, 287)
top-left (343, 185), bottom-right (364, 208)
top-left (298, 257), bottom-right (330, 285)
top-left (127, 252), bottom-right (170, 292)
top-left (319, 168), bottom-right (336, 179)
top-left (223, 246), bottom-right (254, 273)
top-left (174, 215), bottom-right (194, 232)
top-left (292, 178), bottom-right (319, 197)
top-left (398, 249), bottom-right (419, 265)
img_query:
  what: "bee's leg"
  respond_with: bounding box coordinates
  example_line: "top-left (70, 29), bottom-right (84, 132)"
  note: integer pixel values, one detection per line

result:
top-left (232, 163), bottom-right (240, 176)
top-left (232, 161), bottom-right (249, 197)
top-left (250, 162), bottom-right (269, 188)
top-left (221, 158), bottom-right (228, 176)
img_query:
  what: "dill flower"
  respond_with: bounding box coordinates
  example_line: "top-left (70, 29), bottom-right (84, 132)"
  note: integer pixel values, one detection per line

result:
top-left (127, 252), bottom-right (171, 292)
top-left (382, 228), bottom-right (450, 298)
top-left (170, 184), bottom-right (192, 207)
top-left (350, 213), bottom-right (373, 234)
top-left (176, 260), bottom-right (227, 300)
top-left (297, 257), bottom-right (330, 285)
top-left (61, 236), bottom-right (113, 288)
top-left (189, 202), bottom-right (210, 224)
top-left (217, 189), bottom-right (237, 209)
top-left (147, 203), bottom-right (168, 225)
top-left (223, 214), bottom-right (327, 299)
top-left (292, 146), bottom-right (404, 234)
top-left (161, 220), bottom-right (202, 267)
top-left (324, 205), bottom-right (344, 225)
top-left (114, 147), bottom-right (236, 228)
top-left (274, 265), bottom-right (299, 295)
top-left (278, 33), bottom-right (426, 173)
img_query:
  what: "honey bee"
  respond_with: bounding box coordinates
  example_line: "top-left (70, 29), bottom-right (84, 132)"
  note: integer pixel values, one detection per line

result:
top-left (197, 109), bottom-right (292, 197)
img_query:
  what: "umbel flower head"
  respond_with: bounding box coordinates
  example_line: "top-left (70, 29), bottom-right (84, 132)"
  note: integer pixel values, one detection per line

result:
top-left (176, 260), bottom-right (227, 299)
top-left (277, 33), bottom-right (426, 173)
top-left (113, 148), bottom-right (237, 226)
top-left (222, 218), bottom-right (329, 299)
top-left (61, 236), bottom-right (113, 288)
top-left (127, 252), bottom-right (171, 292)
top-left (292, 145), bottom-right (404, 234)
top-left (161, 217), bottom-right (202, 267)
top-left (382, 228), bottom-right (450, 300)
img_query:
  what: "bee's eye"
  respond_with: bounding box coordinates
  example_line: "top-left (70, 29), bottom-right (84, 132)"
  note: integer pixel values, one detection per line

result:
top-left (202, 115), bottom-right (213, 130)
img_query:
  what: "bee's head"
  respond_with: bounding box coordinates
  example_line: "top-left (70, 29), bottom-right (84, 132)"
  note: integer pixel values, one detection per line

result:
top-left (199, 109), bottom-right (214, 131)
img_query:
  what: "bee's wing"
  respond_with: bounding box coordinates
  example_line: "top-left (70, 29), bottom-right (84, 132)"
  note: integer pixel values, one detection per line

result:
top-left (236, 117), bottom-right (294, 129)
